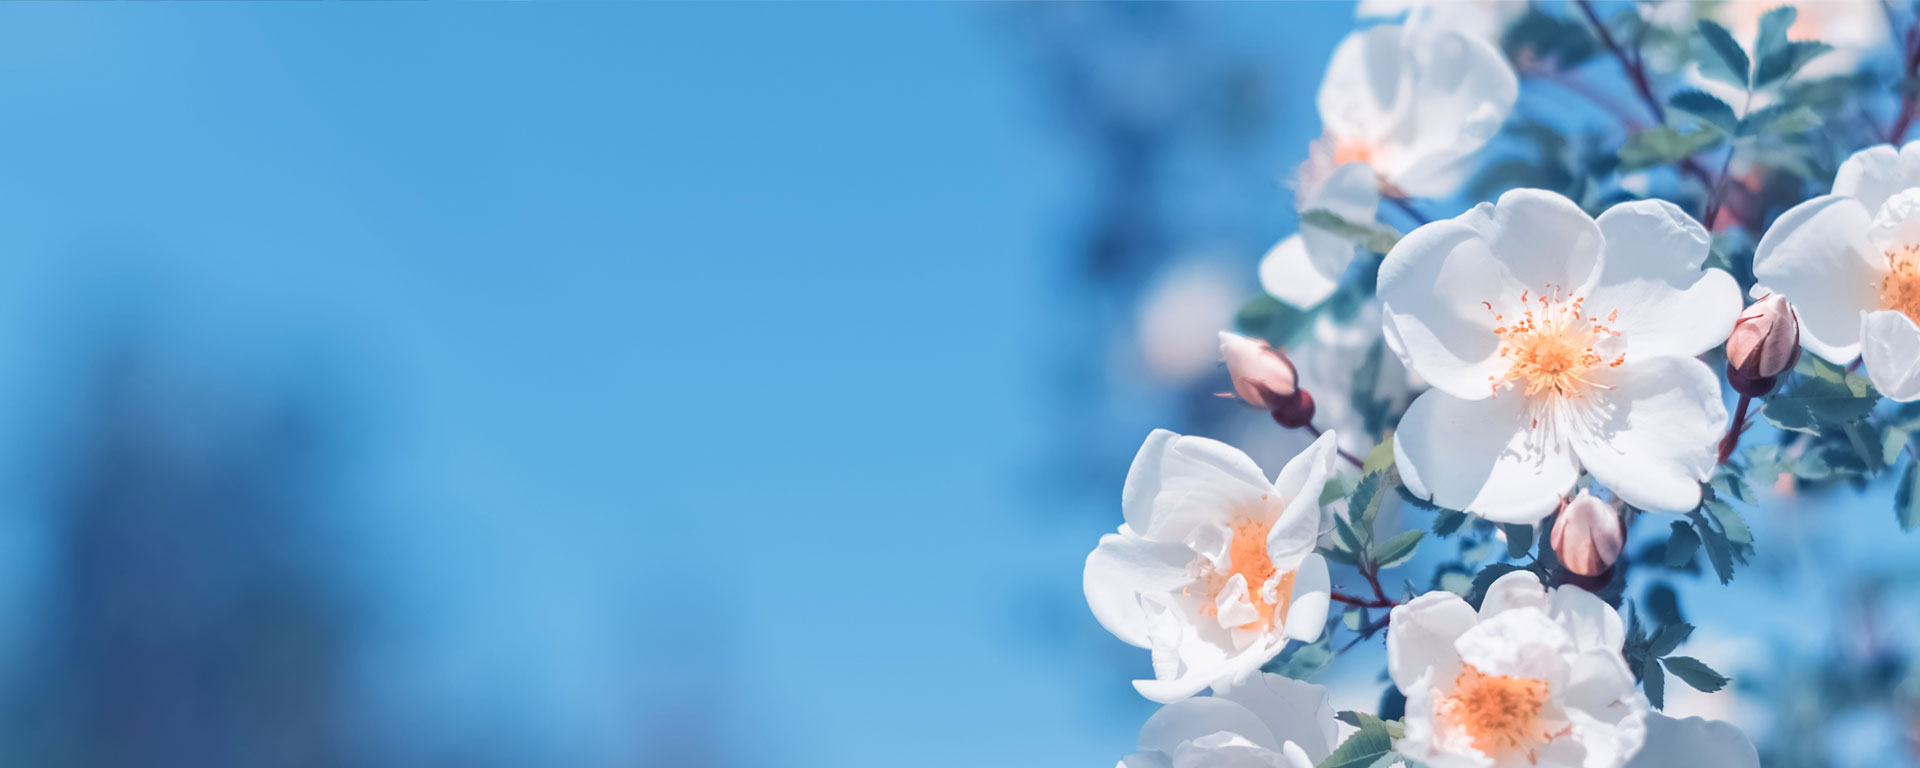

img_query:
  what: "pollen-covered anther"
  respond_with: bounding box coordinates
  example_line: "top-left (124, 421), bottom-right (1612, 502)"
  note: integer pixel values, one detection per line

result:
top-left (1438, 665), bottom-right (1554, 757)
top-left (1881, 248), bottom-right (1920, 323)
top-left (1485, 285), bottom-right (1622, 400)
top-left (1190, 516), bottom-right (1295, 633)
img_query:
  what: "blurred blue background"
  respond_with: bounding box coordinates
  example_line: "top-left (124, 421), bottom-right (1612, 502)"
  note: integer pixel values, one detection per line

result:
top-left (0, 4), bottom-right (1357, 767)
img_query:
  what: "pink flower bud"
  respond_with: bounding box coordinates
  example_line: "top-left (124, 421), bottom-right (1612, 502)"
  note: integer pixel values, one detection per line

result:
top-left (1725, 295), bottom-right (1801, 397)
top-left (1218, 331), bottom-right (1298, 409)
top-left (1551, 491), bottom-right (1624, 579)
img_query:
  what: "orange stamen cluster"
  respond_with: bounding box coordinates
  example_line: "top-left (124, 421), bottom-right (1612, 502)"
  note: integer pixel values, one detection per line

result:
top-left (1332, 137), bottom-right (1377, 167)
top-left (1486, 286), bottom-right (1623, 402)
top-left (1190, 516), bottom-right (1295, 632)
top-left (1882, 244), bottom-right (1920, 322)
top-left (1438, 665), bottom-right (1554, 757)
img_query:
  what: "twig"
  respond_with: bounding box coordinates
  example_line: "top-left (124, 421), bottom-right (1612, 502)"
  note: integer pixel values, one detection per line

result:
top-left (1888, 18), bottom-right (1920, 143)
top-left (1338, 614), bottom-right (1392, 654)
top-left (1573, 0), bottom-right (1725, 200)
top-left (1330, 591), bottom-right (1397, 609)
top-left (1716, 393), bottom-right (1754, 465)
top-left (1305, 423), bottom-right (1367, 469)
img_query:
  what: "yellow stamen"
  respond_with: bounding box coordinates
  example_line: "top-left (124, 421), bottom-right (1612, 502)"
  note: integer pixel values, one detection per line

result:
top-left (1439, 665), bottom-right (1554, 757)
top-left (1190, 516), bottom-right (1296, 632)
top-left (1882, 244), bottom-right (1920, 322)
top-left (1486, 285), bottom-right (1622, 403)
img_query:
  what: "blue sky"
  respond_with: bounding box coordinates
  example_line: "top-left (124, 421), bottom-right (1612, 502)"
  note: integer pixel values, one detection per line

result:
top-left (0, 4), bottom-right (1379, 767)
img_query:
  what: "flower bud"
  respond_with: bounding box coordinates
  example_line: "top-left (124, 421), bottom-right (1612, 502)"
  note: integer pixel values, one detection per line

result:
top-left (1550, 491), bottom-right (1624, 579)
top-left (1218, 331), bottom-right (1297, 408)
top-left (1724, 295), bottom-right (1801, 397)
top-left (1271, 389), bottom-right (1316, 429)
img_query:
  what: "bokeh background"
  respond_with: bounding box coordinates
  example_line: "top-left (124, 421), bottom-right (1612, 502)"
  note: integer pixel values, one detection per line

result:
top-left (0, 3), bottom-right (1914, 768)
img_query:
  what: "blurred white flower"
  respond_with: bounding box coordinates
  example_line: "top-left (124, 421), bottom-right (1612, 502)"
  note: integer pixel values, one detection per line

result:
top-left (1118, 673), bottom-right (1338, 768)
top-left (1390, 571), bottom-right (1648, 768)
top-left (1263, 24), bottom-right (1517, 309)
top-left (1753, 141), bottom-right (1920, 401)
top-left (1140, 260), bottom-right (1241, 382)
top-left (1624, 714), bottom-right (1759, 768)
top-left (1085, 430), bottom-right (1339, 702)
top-left (1292, 301), bottom-right (1420, 458)
top-left (1381, 190), bottom-right (1740, 522)
top-left (1357, 0), bottom-right (1526, 46)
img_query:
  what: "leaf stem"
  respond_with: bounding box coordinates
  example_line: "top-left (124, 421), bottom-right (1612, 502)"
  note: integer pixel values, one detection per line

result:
top-left (1889, 17), bottom-right (1920, 143)
top-left (1305, 423), bottom-right (1367, 469)
top-left (1330, 591), bottom-right (1397, 609)
top-left (1574, 0), bottom-right (1726, 204)
top-left (1716, 393), bottom-right (1754, 465)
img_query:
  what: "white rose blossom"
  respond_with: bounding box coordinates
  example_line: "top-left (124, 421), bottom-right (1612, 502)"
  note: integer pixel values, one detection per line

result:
top-left (1357, 0), bottom-right (1526, 46)
top-left (1381, 189), bottom-right (1742, 522)
top-left (1084, 430), bottom-right (1339, 702)
top-left (1390, 571), bottom-right (1648, 768)
top-left (1262, 24), bottom-right (1517, 309)
top-left (1118, 673), bottom-right (1338, 768)
top-left (1623, 714), bottom-right (1759, 768)
top-left (1752, 141), bottom-right (1920, 401)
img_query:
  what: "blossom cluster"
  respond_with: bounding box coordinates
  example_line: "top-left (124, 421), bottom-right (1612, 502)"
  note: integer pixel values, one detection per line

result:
top-left (1085, 2), bottom-right (1920, 766)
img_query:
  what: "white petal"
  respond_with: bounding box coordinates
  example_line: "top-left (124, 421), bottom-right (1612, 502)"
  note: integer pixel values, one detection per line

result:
top-left (1864, 309), bottom-right (1920, 401)
top-left (1122, 430), bottom-right (1274, 543)
top-left (1318, 26), bottom-right (1407, 144)
top-left (1477, 569), bottom-right (1547, 618)
top-left (1568, 357), bottom-right (1725, 513)
top-left (1547, 583), bottom-right (1626, 653)
top-left (1283, 553), bottom-right (1330, 643)
top-left (1378, 29), bottom-right (1518, 197)
top-left (1269, 430), bottom-right (1340, 564)
top-left (1281, 742), bottom-right (1315, 768)
top-left (1626, 714), bottom-right (1758, 768)
top-left (1378, 220), bottom-right (1510, 398)
top-left (1589, 199), bottom-right (1744, 361)
top-left (1752, 195), bottom-right (1885, 363)
top-left (1394, 389), bottom-right (1578, 523)
top-left (1261, 234), bottom-right (1347, 310)
top-left (1387, 590), bottom-right (1477, 691)
top-left (1137, 696), bottom-right (1279, 756)
top-left (1454, 189), bottom-right (1605, 298)
top-left (1453, 607), bottom-right (1575, 684)
top-left (1563, 648), bottom-right (1648, 768)
top-left (1216, 574), bottom-right (1261, 629)
top-left (1833, 142), bottom-right (1920, 214)
top-left (1215, 673), bottom-right (1338, 762)
top-left (1085, 528), bottom-right (1198, 648)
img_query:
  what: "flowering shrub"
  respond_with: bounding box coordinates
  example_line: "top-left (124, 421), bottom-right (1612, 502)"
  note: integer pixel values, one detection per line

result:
top-left (1086, 2), bottom-right (1920, 766)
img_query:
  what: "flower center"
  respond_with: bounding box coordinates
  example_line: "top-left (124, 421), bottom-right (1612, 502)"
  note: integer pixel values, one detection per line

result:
top-left (1439, 665), bottom-right (1553, 757)
top-left (1191, 516), bottom-right (1295, 632)
top-left (1332, 137), bottom-right (1377, 167)
top-left (1881, 245), bottom-right (1920, 322)
top-left (1486, 288), bottom-right (1622, 403)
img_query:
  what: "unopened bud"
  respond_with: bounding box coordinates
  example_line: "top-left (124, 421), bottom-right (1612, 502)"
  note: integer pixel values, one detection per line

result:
top-left (1218, 331), bottom-right (1297, 408)
top-left (1725, 295), bottom-right (1801, 397)
top-left (1551, 491), bottom-right (1624, 579)
top-left (1271, 389), bottom-right (1316, 429)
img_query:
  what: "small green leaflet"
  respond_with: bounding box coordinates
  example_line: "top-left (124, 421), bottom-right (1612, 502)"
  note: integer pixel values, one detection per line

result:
top-left (1318, 720), bottom-right (1396, 768)
top-left (1664, 522), bottom-right (1700, 568)
top-left (1618, 125), bottom-right (1725, 171)
top-left (1372, 530), bottom-right (1425, 570)
top-left (1662, 656), bottom-right (1730, 692)
top-left (1301, 209), bottom-right (1401, 255)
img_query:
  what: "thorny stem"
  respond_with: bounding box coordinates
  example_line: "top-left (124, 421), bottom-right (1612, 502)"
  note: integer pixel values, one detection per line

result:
top-left (1305, 423), bottom-right (1367, 469)
top-left (1330, 591), bottom-right (1397, 609)
top-left (1717, 393), bottom-right (1754, 465)
top-left (1360, 562), bottom-right (1393, 605)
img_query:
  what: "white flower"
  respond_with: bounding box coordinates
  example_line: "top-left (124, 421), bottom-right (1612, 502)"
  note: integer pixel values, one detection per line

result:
top-left (1623, 714), bottom-right (1759, 768)
top-left (1389, 571), bottom-right (1648, 768)
top-left (1752, 141), bottom-right (1920, 401)
top-left (1085, 430), bottom-right (1340, 702)
top-left (1262, 24), bottom-right (1517, 309)
top-left (1118, 673), bottom-right (1339, 768)
top-left (1381, 189), bottom-right (1741, 522)
top-left (1293, 301), bottom-right (1422, 458)
top-left (1357, 0), bottom-right (1526, 46)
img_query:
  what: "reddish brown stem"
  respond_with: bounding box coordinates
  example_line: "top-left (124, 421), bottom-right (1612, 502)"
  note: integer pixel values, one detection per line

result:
top-left (1305, 423), bottom-right (1366, 469)
top-left (1716, 393), bottom-right (1754, 465)
top-left (1330, 591), bottom-right (1397, 609)
top-left (1889, 22), bottom-right (1920, 143)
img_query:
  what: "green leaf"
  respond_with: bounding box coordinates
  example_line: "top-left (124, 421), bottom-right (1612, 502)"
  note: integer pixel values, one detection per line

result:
top-left (1753, 5), bottom-right (1796, 62)
top-left (1319, 722), bottom-right (1396, 768)
top-left (1432, 506), bottom-right (1470, 537)
top-left (1465, 563), bottom-right (1523, 609)
top-left (1664, 522), bottom-right (1700, 568)
top-left (1691, 509), bottom-right (1736, 585)
top-left (1754, 40), bottom-right (1833, 89)
top-left (1334, 510), bottom-right (1366, 554)
top-left (1302, 209), bottom-right (1402, 254)
top-left (1320, 543), bottom-right (1362, 567)
top-left (1362, 437), bottom-right (1396, 476)
top-left (1348, 471), bottom-right (1387, 536)
top-left (1334, 711), bottom-right (1406, 740)
top-left (1701, 497), bottom-right (1752, 545)
top-left (1236, 295), bottom-right (1312, 347)
top-left (1619, 124), bottom-right (1725, 171)
top-left (1649, 623), bottom-right (1695, 657)
top-left (1670, 89), bottom-right (1739, 133)
top-left (1344, 606), bottom-right (1366, 632)
top-left (1737, 103), bottom-right (1821, 137)
top-left (1763, 371), bottom-right (1880, 433)
top-left (1897, 461), bottom-right (1920, 532)
top-left (1372, 529), bottom-right (1426, 570)
top-left (1502, 523), bottom-right (1533, 560)
top-left (1882, 426), bottom-right (1910, 467)
top-left (1642, 653), bottom-right (1667, 709)
top-left (1694, 20), bottom-right (1750, 90)
top-left (1662, 656), bottom-right (1730, 692)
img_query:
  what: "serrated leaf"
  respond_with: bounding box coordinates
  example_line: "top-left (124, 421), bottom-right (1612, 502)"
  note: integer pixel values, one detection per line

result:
top-left (1319, 723), bottom-right (1395, 768)
top-left (1754, 40), bottom-right (1833, 89)
top-left (1302, 209), bottom-right (1402, 254)
top-left (1344, 606), bottom-right (1366, 631)
top-left (1882, 426), bottom-right (1910, 467)
top-left (1372, 529), bottom-right (1426, 570)
top-left (1649, 623), bottom-right (1695, 657)
top-left (1320, 543), bottom-right (1362, 567)
top-left (1737, 103), bottom-right (1820, 137)
top-left (1502, 523), bottom-right (1533, 560)
top-left (1670, 89), bottom-right (1739, 132)
top-left (1334, 510), bottom-right (1365, 554)
top-left (1466, 563), bottom-right (1523, 609)
top-left (1664, 522), bottom-right (1700, 568)
top-left (1694, 20), bottom-right (1750, 89)
top-left (1754, 5), bottom-right (1796, 61)
top-left (1334, 711), bottom-right (1406, 740)
top-left (1362, 437), bottom-right (1396, 476)
top-left (1432, 507), bottom-right (1469, 537)
top-left (1691, 509), bottom-right (1736, 585)
top-left (1619, 124), bottom-right (1725, 171)
top-left (1897, 461), bottom-right (1920, 532)
top-left (1701, 497), bottom-right (1752, 545)
top-left (1349, 471), bottom-right (1388, 536)
top-left (1662, 656), bottom-right (1730, 692)
top-left (1642, 653), bottom-right (1666, 709)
